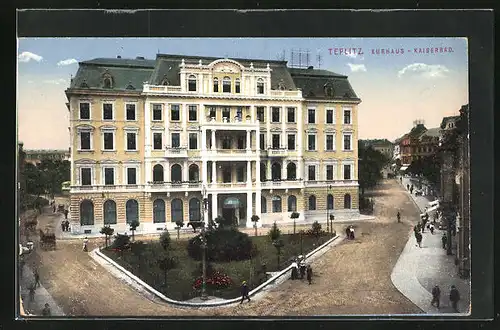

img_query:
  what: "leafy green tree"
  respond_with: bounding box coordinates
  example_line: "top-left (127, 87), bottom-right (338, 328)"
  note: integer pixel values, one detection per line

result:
top-left (251, 215), bottom-right (260, 236)
top-left (310, 221), bottom-right (323, 244)
top-left (290, 212), bottom-right (300, 234)
top-left (174, 220), bottom-right (184, 240)
top-left (129, 220), bottom-right (140, 241)
top-left (100, 225), bottom-right (115, 248)
top-left (358, 141), bottom-right (389, 196)
top-left (268, 221), bottom-right (281, 242)
top-left (159, 230), bottom-right (171, 251)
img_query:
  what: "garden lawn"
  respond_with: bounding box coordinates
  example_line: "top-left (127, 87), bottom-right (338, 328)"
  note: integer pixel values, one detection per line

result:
top-left (102, 233), bottom-right (332, 301)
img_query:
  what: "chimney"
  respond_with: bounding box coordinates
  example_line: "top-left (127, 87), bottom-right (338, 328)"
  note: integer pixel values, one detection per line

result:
top-left (307, 66), bottom-right (314, 70)
top-left (117, 55), bottom-right (121, 59)
top-left (136, 56), bottom-right (145, 60)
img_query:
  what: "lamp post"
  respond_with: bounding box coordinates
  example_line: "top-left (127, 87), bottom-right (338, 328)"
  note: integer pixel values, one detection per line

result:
top-left (200, 184), bottom-right (209, 300)
top-left (327, 185), bottom-right (333, 234)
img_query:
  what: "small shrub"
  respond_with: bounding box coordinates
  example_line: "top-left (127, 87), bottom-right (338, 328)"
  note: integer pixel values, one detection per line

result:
top-left (159, 231), bottom-right (171, 251)
top-left (268, 222), bottom-right (281, 242)
top-left (193, 271), bottom-right (233, 291)
top-left (109, 233), bottom-right (131, 251)
top-left (187, 228), bottom-right (254, 262)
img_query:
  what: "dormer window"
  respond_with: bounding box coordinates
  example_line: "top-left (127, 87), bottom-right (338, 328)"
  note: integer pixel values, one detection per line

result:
top-left (103, 78), bottom-right (112, 88)
top-left (257, 78), bottom-right (265, 94)
top-left (188, 75), bottom-right (197, 91)
top-left (213, 78), bottom-right (219, 92)
top-left (235, 79), bottom-right (241, 93)
top-left (161, 74), bottom-right (169, 86)
top-left (126, 81), bottom-right (135, 90)
top-left (102, 70), bottom-right (114, 89)
top-left (80, 80), bottom-right (89, 88)
top-left (324, 82), bottom-right (334, 97)
top-left (278, 79), bottom-right (286, 91)
top-left (222, 76), bottom-right (231, 93)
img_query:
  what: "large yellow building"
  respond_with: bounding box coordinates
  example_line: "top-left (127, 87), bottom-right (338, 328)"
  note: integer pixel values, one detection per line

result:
top-left (65, 54), bottom-right (361, 234)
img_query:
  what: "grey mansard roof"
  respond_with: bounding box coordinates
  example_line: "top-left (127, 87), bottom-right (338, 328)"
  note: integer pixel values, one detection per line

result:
top-left (68, 54), bottom-right (359, 101)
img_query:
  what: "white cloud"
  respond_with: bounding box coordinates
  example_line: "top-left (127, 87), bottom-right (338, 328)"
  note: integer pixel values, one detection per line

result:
top-left (43, 78), bottom-right (68, 85)
top-left (18, 51), bottom-right (43, 63)
top-left (57, 58), bottom-right (78, 66)
top-left (397, 63), bottom-right (450, 79)
top-left (347, 63), bottom-right (367, 72)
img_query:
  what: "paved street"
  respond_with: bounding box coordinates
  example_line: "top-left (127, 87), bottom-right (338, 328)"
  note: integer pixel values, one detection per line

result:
top-left (391, 176), bottom-right (471, 314)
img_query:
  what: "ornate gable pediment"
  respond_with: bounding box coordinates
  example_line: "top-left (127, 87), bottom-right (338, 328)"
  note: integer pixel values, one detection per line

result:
top-left (170, 124), bottom-right (182, 131)
top-left (324, 128), bottom-right (337, 133)
top-left (305, 128), bottom-right (318, 133)
top-left (286, 127), bottom-right (298, 132)
top-left (151, 125), bottom-right (164, 130)
top-left (75, 124), bottom-right (95, 131)
top-left (270, 127), bottom-right (282, 132)
top-left (211, 59), bottom-right (244, 74)
top-left (188, 125), bottom-right (199, 131)
top-left (74, 158), bottom-right (97, 164)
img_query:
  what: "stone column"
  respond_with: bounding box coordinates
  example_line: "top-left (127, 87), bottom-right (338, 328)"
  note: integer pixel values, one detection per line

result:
top-left (183, 160), bottom-right (188, 182)
top-left (201, 127), bottom-right (207, 152)
top-left (247, 161), bottom-right (252, 186)
top-left (246, 130), bottom-right (251, 150)
top-left (267, 159), bottom-right (271, 181)
top-left (246, 192), bottom-right (253, 228)
top-left (256, 159), bottom-right (261, 183)
top-left (202, 160), bottom-right (207, 184)
top-left (266, 106), bottom-right (271, 148)
top-left (283, 160), bottom-right (288, 180)
top-left (165, 160), bottom-right (170, 182)
top-left (256, 128), bottom-right (260, 151)
top-left (250, 105), bottom-right (255, 123)
top-left (211, 130), bottom-right (216, 150)
top-left (255, 189), bottom-right (262, 227)
top-left (212, 161), bottom-right (217, 183)
top-left (182, 103), bottom-right (188, 147)
top-left (212, 193), bottom-right (218, 220)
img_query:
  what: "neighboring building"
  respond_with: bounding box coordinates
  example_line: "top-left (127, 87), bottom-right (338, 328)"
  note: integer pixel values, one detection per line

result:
top-left (24, 149), bottom-right (70, 165)
top-left (414, 128), bottom-right (440, 158)
top-left (392, 134), bottom-right (406, 162)
top-left (65, 54), bottom-right (362, 234)
top-left (362, 139), bottom-right (394, 159)
top-left (398, 121), bottom-right (440, 168)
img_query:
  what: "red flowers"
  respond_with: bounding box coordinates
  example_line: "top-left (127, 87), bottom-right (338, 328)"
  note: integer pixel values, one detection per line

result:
top-left (192, 271), bottom-right (233, 290)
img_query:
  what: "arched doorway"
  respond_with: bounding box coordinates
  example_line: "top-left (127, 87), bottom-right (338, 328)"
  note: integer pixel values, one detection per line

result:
top-left (222, 196), bottom-right (240, 226)
top-left (80, 199), bottom-right (94, 226)
top-left (153, 199), bottom-right (165, 223)
top-left (189, 198), bottom-right (201, 222)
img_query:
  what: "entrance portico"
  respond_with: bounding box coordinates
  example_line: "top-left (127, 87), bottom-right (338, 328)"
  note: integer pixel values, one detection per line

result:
top-left (209, 193), bottom-right (254, 228)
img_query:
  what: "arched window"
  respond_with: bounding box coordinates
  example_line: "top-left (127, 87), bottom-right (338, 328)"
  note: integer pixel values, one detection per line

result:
top-left (261, 196), bottom-right (267, 213)
top-left (188, 164), bottom-right (199, 182)
top-left (287, 195), bottom-right (297, 212)
top-left (260, 162), bottom-right (266, 181)
top-left (286, 162), bottom-right (297, 180)
top-left (257, 78), bottom-right (264, 94)
top-left (188, 74), bottom-right (197, 91)
top-left (125, 199), bottom-right (139, 224)
top-left (327, 194), bottom-right (334, 210)
top-left (103, 78), bottom-right (112, 89)
top-left (235, 78), bottom-right (241, 93)
top-left (344, 194), bottom-right (351, 209)
top-left (222, 76), bottom-right (231, 93)
top-left (189, 198), bottom-right (201, 222)
top-left (171, 164), bottom-right (182, 183)
top-left (271, 162), bottom-right (281, 181)
top-left (272, 196), bottom-right (282, 213)
top-left (153, 164), bottom-right (164, 182)
top-left (213, 78), bottom-right (219, 92)
top-left (80, 199), bottom-right (94, 226)
top-left (308, 195), bottom-right (317, 211)
top-left (153, 199), bottom-right (165, 223)
top-left (103, 200), bottom-right (117, 225)
top-left (171, 199), bottom-right (183, 222)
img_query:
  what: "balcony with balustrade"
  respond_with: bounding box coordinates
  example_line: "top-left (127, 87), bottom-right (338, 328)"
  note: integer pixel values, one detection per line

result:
top-left (165, 147), bottom-right (188, 158)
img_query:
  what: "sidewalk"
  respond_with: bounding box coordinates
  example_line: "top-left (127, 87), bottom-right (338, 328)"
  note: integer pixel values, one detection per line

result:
top-left (19, 264), bottom-right (65, 316)
top-left (391, 176), bottom-right (471, 314)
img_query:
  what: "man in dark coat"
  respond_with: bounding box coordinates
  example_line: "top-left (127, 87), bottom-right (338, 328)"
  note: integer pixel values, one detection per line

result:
top-left (397, 211), bottom-right (401, 223)
top-left (306, 265), bottom-right (313, 285)
top-left (415, 232), bottom-right (422, 248)
top-left (64, 209), bottom-right (69, 219)
top-left (441, 233), bottom-right (447, 249)
top-left (449, 285), bottom-right (460, 312)
top-left (42, 303), bottom-right (51, 316)
top-left (345, 227), bottom-right (350, 239)
top-left (240, 281), bottom-right (250, 304)
top-left (431, 285), bottom-right (441, 308)
top-left (33, 268), bottom-right (40, 288)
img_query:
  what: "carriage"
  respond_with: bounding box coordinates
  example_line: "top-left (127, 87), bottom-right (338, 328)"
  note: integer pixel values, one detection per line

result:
top-left (39, 229), bottom-right (56, 250)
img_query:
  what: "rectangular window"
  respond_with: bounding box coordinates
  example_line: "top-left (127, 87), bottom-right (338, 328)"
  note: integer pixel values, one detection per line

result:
top-left (153, 104), bottom-right (162, 121)
top-left (189, 133), bottom-right (198, 150)
top-left (237, 136), bottom-right (244, 149)
top-left (271, 107), bottom-right (280, 123)
top-left (343, 134), bottom-right (351, 150)
top-left (80, 132), bottom-right (91, 150)
top-left (222, 107), bottom-right (230, 119)
top-left (272, 134), bottom-right (280, 149)
top-left (171, 133), bottom-right (180, 148)
top-left (209, 107), bottom-right (216, 119)
top-left (103, 103), bottom-right (113, 120)
top-left (287, 107), bottom-right (295, 123)
top-left (260, 133), bottom-right (265, 150)
top-left (287, 134), bottom-right (295, 150)
top-left (126, 104), bottom-right (136, 121)
top-left (235, 81), bottom-right (240, 93)
top-left (326, 135), bottom-right (334, 151)
top-left (104, 168), bottom-right (114, 185)
top-left (344, 164), bottom-right (351, 180)
top-left (171, 105), bottom-right (180, 121)
top-left (257, 107), bottom-right (265, 122)
top-left (326, 165), bottom-right (334, 180)
top-left (126, 132), bottom-right (137, 151)
top-left (79, 103), bottom-right (90, 120)
top-left (153, 132), bottom-right (162, 150)
top-left (343, 109), bottom-right (352, 124)
top-left (236, 166), bottom-right (244, 182)
top-left (308, 134), bottom-right (316, 151)
top-left (326, 109), bottom-right (334, 124)
top-left (103, 132), bottom-right (114, 150)
top-left (81, 168), bottom-right (92, 185)
top-left (308, 165), bottom-right (316, 181)
top-left (213, 80), bottom-right (219, 93)
top-left (188, 105), bottom-right (197, 121)
top-left (127, 168), bottom-right (137, 185)
top-left (308, 109), bottom-right (316, 124)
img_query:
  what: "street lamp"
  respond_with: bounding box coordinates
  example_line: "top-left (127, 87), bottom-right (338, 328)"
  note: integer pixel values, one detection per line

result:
top-left (327, 185), bottom-right (333, 234)
top-left (200, 184), bottom-right (209, 300)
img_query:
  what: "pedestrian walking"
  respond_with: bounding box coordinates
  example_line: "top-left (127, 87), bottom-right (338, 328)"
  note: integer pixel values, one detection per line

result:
top-left (240, 281), bottom-right (251, 304)
top-left (397, 211), bottom-right (401, 223)
top-left (449, 285), bottom-right (461, 312)
top-left (299, 259), bottom-right (306, 279)
top-left (28, 284), bottom-right (36, 302)
top-left (42, 303), bottom-right (51, 316)
top-left (83, 237), bottom-right (89, 252)
top-left (33, 268), bottom-right (40, 288)
top-left (345, 226), bottom-right (350, 239)
top-left (400, 177), bottom-right (402, 183)
top-left (291, 259), bottom-right (299, 280)
top-left (65, 220), bottom-right (70, 232)
top-left (415, 232), bottom-right (422, 248)
top-left (53, 205), bottom-right (56, 213)
top-left (60, 220), bottom-right (65, 232)
top-left (64, 209), bottom-right (69, 219)
top-left (306, 265), bottom-right (313, 285)
top-left (349, 227), bottom-right (355, 240)
top-left (441, 233), bottom-right (447, 249)
top-left (431, 285), bottom-right (441, 308)
top-left (429, 223), bottom-right (435, 235)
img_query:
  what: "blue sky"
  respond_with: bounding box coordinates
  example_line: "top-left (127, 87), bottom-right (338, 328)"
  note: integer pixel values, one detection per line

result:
top-left (17, 37), bottom-right (468, 149)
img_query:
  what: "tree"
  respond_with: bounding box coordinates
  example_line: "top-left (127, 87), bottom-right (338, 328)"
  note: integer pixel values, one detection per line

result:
top-left (100, 225), bottom-right (114, 249)
top-left (159, 230), bottom-right (171, 251)
top-left (268, 221), bottom-right (281, 242)
top-left (174, 220), bottom-right (184, 240)
top-left (358, 141), bottom-right (389, 196)
top-left (24, 163), bottom-right (45, 202)
top-left (129, 220), bottom-right (140, 241)
top-left (214, 215), bottom-right (233, 230)
top-left (157, 255), bottom-right (178, 288)
top-left (310, 221), bottom-right (323, 244)
top-left (251, 215), bottom-right (260, 236)
top-left (272, 239), bottom-right (285, 269)
top-left (290, 212), bottom-right (300, 234)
